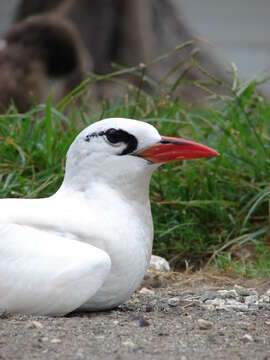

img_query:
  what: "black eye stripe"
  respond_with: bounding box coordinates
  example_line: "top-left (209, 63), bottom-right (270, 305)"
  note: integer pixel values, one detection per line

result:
top-left (105, 128), bottom-right (123, 144)
top-left (84, 128), bottom-right (138, 155)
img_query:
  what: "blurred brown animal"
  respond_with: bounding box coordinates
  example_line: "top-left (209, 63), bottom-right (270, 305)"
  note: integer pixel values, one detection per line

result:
top-left (16, 0), bottom-right (225, 98)
top-left (15, 0), bottom-right (157, 76)
top-left (6, 0), bottom-right (225, 112)
top-left (0, 14), bottom-right (92, 112)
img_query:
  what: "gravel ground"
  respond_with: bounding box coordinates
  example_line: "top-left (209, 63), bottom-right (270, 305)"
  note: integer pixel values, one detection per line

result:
top-left (0, 273), bottom-right (270, 360)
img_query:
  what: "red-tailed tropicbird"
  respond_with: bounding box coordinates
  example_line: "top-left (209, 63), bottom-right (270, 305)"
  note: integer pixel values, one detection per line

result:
top-left (0, 118), bottom-right (219, 315)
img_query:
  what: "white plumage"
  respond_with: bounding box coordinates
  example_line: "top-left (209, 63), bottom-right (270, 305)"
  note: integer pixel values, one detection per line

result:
top-left (0, 118), bottom-right (218, 315)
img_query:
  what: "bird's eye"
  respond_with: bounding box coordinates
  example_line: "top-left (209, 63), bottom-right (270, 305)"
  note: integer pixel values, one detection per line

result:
top-left (105, 128), bottom-right (122, 144)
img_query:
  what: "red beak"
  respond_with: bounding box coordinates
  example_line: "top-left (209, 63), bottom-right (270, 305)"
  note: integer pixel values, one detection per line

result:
top-left (137, 136), bottom-right (219, 163)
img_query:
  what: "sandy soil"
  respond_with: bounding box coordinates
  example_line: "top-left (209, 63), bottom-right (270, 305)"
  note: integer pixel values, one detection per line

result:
top-left (0, 273), bottom-right (270, 360)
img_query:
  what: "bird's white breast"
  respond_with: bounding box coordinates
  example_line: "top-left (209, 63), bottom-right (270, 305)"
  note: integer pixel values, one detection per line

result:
top-left (49, 184), bottom-right (154, 310)
top-left (66, 186), bottom-right (154, 310)
top-left (0, 172), bottom-right (154, 311)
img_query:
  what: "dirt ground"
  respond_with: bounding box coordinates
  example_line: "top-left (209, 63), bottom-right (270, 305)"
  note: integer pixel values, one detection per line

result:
top-left (0, 273), bottom-right (270, 360)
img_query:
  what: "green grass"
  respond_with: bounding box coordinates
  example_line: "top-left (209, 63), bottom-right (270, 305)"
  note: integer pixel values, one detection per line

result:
top-left (0, 62), bottom-right (270, 278)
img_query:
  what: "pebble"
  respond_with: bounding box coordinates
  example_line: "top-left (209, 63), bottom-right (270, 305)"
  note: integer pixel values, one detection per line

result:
top-left (200, 291), bottom-right (219, 302)
top-left (217, 289), bottom-right (238, 299)
top-left (149, 255), bottom-right (170, 272)
top-left (168, 297), bottom-right (180, 307)
top-left (139, 287), bottom-right (155, 296)
top-left (51, 338), bottom-right (62, 344)
top-left (245, 295), bottom-right (259, 305)
top-left (226, 299), bottom-right (240, 306)
top-left (266, 289), bottom-right (270, 297)
top-left (122, 340), bottom-right (136, 348)
top-left (198, 318), bottom-right (213, 330)
top-left (181, 292), bottom-right (194, 301)
top-left (242, 334), bottom-right (253, 342)
top-left (223, 303), bottom-right (249, 312)
top-left (205, 299), bottom-right (226, 307)
top-left (31, 321), bottom-right (44, 329)
top-left (201, 304), bottom-right (216, 311)
top-left (95, 336), bottom-right (105, 340)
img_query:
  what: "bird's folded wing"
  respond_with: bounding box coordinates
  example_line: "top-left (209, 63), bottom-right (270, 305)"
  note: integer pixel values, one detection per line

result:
top-left (0, 224), bottom-right (111, 316)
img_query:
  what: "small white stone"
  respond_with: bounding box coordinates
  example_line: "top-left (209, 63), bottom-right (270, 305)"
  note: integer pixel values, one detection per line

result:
top-left (242, 334), bottom-right (253, 342)
top-left (122, 340), bottom-right (136, 348)
top-left (168, 297), bottom-right (180, 307)
top-left (217, 289), bottom-right (238, 299)
top-left (51, 338), bottom-right (61, 344)
top-left (266, 289), bottom-right (270, 297)
top-left (233, 285), bottom-right (246, 292)
top-left (227, 299), bottom-right (242, 305)
top-left (31, 320), bottom-right (44, 329)
top-left (139, 287), bottom-right (155, 296)
top-left (198, 318), bottom-right (213, 330)
top-left (201, 304), bottom-right (216, 311)
top-left (149, 255), bottom-right (170, 272)
top-left (205, 298), bottom-right (226, 307)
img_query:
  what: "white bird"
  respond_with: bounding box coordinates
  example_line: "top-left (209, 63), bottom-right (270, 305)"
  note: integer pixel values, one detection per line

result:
top-left (0, 118), bottom-right (218, 316)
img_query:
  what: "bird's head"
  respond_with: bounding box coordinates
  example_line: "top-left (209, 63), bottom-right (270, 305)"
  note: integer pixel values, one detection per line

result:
top-left (64, 118), bottom-right (219, 194)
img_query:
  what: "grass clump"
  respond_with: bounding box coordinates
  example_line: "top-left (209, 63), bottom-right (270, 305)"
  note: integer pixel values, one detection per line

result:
top-left (0, 61), bottom-right (270, 278)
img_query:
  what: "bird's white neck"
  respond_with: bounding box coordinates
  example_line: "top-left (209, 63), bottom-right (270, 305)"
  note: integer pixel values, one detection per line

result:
top-left (60, 154), bottom-right (157, 207)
